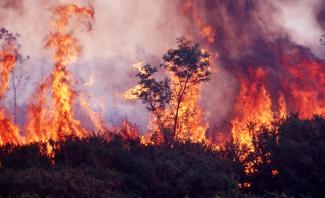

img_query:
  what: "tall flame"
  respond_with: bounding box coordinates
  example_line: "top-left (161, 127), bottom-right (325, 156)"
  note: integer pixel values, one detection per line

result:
top-left (0, 32), bottom-right (21, 145)
top-left (168, 75), bottom-right (207, 142)
top-left (25, 3), bottom-right (94, 143)
top-left (231, 68), bottom-right (275, 149)
top-left (282, 53), bottom-right (325, 117)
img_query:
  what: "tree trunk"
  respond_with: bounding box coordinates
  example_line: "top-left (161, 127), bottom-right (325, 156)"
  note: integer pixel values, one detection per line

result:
top-left (172, 78), bottom-right (189, 140)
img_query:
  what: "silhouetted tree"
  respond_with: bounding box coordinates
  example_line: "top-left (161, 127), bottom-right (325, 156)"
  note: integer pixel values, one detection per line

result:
top-left (132, 64), bottom-right (172, 143)
top-left (133, 37), bottom-right (211, 144)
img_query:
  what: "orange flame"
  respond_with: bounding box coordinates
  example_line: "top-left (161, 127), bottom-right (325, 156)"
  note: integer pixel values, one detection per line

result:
top-left (25, 3), bottom-right (95, 143)
top-left (282, 56), bottom-right (325, 117)
top-left (0, 33), bottom-right (21, 145)
top-left (0, 43), bottom-right (17, 98)
top-left (180, 0), bottom-right (215, 43)
top-left (231, 68), bottom-right (275, 149)
top-left (79, 94), bottom-right (107, 133)
top-left (124, 60), bottom-right (209, 143)
top-left (168, 75), bottom-right (208, 142)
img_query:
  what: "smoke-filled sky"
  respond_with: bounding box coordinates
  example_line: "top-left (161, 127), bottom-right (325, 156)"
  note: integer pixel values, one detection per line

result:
top-left (0, 0), bottom-right (324, 132)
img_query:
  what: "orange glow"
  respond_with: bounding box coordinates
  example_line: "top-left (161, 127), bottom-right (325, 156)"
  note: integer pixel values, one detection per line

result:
top-left (124, 57), bottom-right (209, 143)
top-left (282, 56), bottom-right (325, 117)
top-left (180, 0), bottom-right (215, 43)
top-left (230, 68), bottom-right (285, 174)
top-left (0, 110), bottom-right (20, 145)
top-left (0, 43), bottom-right (17, 98)
top-left (168, 75), bottom-right (208, 142)
top-left (79, 94), bottom-right (107, 133)
top-left (231, 68), bottom-right (275, 149)
top-left (0, 33), bottom-right (21, 145)
top-left (25, 3), bottom-right (95, 143)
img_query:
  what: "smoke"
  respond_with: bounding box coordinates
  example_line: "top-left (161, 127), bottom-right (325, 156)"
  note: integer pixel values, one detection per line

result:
top-left (178, 0), bottom-right (324, 139)
top-left (271, 0), bottom-right (324, 58)
top-left (0, 0), bottom-right (323, 134)
top-left (0, 0), bottom-right (23, 12)
top-left (0, 0), bottom-right (189, 131)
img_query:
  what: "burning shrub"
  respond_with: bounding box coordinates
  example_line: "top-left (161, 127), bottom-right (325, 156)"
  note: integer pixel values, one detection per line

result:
top-left (129, 37), bottom-right (211, 145)
top-left (233, 114), bottom-right (325, 197)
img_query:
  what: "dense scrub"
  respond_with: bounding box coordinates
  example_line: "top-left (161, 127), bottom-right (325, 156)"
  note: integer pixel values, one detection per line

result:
top-left (0, 115), bottom-right (324, 198)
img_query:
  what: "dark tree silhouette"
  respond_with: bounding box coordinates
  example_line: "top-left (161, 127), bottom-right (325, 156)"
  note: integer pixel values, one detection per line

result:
top-left (133, 37), bottom-right (211, 144)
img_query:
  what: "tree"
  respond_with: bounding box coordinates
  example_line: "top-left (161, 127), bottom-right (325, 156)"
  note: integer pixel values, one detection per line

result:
top-left (132, 64), bottom-right (172, 143)
top-left (9, 55), bottom-right (30, 123)
top-left (0, 27), bottom-right (30, 123)
top-left (133, 37), bottom-right (211, 144)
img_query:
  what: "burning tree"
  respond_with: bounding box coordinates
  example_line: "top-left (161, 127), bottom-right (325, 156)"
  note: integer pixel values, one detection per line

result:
top-left (0, 27), bottom-right (21, 145)
top-left (132, 37), bottom-right (211, 144)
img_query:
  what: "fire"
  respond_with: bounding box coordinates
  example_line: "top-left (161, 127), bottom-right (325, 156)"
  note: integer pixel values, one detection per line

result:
top-left (282, 56), bottom-right (325, 117)
top-left (124, 57), bottom-right (209, 143)
top-left (118, 120), bottom-right (139, 140)
top-left (180, 0), bottom-right (215, 43)
top-left (168, 75), bottom-right (207, 142)
top-left (25, 82), bottom-right (51, 142)
top-left (229, 57), bottom-right (324, 174)
top-left (0, 30), bottom-right (22, 145)
top-left (230, 68), bottom-right (282, 174)
top-left (0, 110), bottom-right (20, 145)
top-left (0, 43), bottom-right (17, 98)
top-left (231, 68), bottom-right (275, 149)
top-left (0, 0), bottom-right (323, 163)
top-left (79, 94), bottom-right (107, 133)
top-left (278, 93), bottom-right (287, 118)
top-left (52, 4), bottom-right (94, 31)
top-left (25, 3), bottom-right (95, 143)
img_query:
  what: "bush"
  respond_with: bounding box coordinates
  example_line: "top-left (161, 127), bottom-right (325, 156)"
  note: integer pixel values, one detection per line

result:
top-left (0, 136), bottom-right (239, 198)
top-left (239, 114), bottom-right (325, 197)
top-left (0, 115), bottom-right (324, 197)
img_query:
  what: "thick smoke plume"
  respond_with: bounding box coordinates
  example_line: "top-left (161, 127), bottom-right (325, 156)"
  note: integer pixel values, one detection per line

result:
top-left (180, 0), bottom-right (324, 141)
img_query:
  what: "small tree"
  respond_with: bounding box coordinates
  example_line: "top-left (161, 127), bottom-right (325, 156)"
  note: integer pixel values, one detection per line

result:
top-left (10, 56), bottom-right (30, 123)
top-left (133, 37), bottom-right (211, 144)
top-left (133, 64), bottom-right (172, 143)
top-left (0, 27), bottom-right (30, 123)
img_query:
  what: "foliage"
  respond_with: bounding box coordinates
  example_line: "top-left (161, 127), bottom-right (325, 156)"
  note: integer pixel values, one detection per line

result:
top-left (233, 114), bottom-right (325, 197)
top-left (0, 115), bottom-right (324, 197)
top-left (133, 37), bottom-right (211, 144)
top-left (0, 136), bottom-right (238, 198)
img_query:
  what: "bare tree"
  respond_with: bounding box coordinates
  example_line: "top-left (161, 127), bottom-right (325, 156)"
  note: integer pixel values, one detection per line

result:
top-left (10, 56), bottom-right (30, 123)
top-left (0, 27), bottom-right (30, 123)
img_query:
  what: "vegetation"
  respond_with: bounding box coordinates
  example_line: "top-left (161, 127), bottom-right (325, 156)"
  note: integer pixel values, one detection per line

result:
top-left (132, 37), bottom-right (211, 144)
top-left (0, 115), bottom-right (324, 197)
